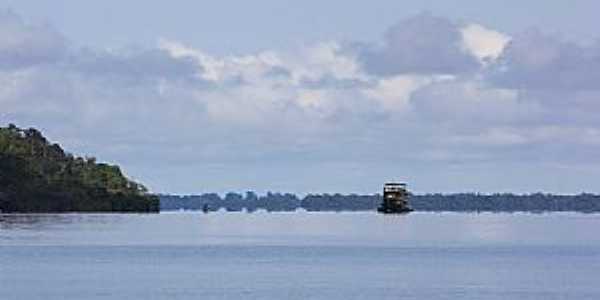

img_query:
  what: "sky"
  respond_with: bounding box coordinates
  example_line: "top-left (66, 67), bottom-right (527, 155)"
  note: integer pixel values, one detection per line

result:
top-left (1, 1), bottom-right (600, 195)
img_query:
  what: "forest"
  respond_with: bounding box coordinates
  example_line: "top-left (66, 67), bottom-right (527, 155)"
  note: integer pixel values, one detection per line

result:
top-left (0, 124), bottom-right (159, 213)
top-left (160, 192), bottom-right (600, 213)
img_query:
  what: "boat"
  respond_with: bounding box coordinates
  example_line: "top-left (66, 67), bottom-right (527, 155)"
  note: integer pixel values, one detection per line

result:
top-left (377, 182), bottom-right (413, 213)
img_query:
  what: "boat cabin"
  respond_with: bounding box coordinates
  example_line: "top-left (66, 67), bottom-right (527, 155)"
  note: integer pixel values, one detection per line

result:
top-left (378, 182), bottom-right (413, 213)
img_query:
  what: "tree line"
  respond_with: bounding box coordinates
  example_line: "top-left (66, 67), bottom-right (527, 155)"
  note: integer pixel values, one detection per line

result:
top-left (160, 192), bottom-right (600, 213)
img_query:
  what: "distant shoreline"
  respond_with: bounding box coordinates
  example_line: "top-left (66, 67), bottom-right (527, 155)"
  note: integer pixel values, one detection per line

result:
top-left (1, 210), bottom-right (598, 216)
top-left (160, 193), bottom-right (600, 213)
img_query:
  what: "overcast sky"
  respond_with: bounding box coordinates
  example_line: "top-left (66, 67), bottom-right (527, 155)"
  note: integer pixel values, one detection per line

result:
top-left (2, 1), bottom-right (600, 195)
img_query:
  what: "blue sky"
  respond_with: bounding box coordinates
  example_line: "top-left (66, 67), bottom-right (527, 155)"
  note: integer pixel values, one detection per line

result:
top-left (1, 1), bottom-right (600, 195)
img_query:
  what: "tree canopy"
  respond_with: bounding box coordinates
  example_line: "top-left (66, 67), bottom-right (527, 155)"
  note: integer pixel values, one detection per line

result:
top-left (0, 124), bottom-right (159, 213)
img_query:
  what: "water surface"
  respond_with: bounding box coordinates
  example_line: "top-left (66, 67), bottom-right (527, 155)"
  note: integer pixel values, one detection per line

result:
top-left (1, 212), bottom-right (599, 299)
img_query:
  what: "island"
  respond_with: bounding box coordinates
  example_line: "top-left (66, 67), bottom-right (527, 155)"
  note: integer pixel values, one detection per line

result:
top-left (0, 124), bottom-right (159, 213)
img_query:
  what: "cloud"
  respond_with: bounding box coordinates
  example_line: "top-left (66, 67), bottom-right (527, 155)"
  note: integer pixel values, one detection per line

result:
top-left (2, 11), bottom-right (600, 193)
top-left (410, 79), bottom-right (523, 126)
top-left (488, 29), bottom-right (600, 90)
top-left (460, 23), bottom-right (511, 64)
top-left (363, 75), bottom-right (438, 113)
top-left (358, 13), bottom-right (480, 76)
top-left (0, 10), bottom-right (66, 69)
top-left (67, 47), bottom-right (204, 84)
top-left (159, 39), bottom-right (286, 83)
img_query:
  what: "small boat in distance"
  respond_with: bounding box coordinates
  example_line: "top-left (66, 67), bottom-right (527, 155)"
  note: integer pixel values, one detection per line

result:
top-left (378, 183), bottom-right (413, 213)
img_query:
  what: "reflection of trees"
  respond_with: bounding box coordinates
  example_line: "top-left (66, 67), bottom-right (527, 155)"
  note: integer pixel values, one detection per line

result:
top-left (0, 214), bottom-right (81, 230)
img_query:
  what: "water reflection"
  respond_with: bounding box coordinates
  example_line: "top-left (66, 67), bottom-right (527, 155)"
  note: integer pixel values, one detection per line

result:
top-left (0, 214), bottom-right (78, 230)
top-left (1, 212), bottom-right (599, 247)
top-left (2, 212), bottom-right (599, 300)
top-left (0, 214), bottom-right (132, 232)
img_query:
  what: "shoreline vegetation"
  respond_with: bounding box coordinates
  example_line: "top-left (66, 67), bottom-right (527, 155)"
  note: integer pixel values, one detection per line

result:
top-left (0, 125), bottom-right (159, 213)
top-left (160, 192), bottom-right (600, 213)
top-left (3, 124), bottom-right (600, 214)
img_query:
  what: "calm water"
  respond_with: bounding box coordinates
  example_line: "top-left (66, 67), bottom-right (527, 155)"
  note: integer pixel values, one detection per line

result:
top-left (1, 212), bottom-right (600, 299)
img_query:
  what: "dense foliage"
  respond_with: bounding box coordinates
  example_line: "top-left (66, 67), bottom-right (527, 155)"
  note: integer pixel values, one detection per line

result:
top-left (161, 192), bottom-right (600, 213)
top-left (0, 124), bottom-right (159, 213)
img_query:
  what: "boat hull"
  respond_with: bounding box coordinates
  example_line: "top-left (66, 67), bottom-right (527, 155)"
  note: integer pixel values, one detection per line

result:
top-left (377, 206), bottom-right (413, 214)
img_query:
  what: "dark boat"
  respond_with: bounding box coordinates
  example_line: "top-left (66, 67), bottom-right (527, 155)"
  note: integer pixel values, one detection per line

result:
top-left (378, 182), bottom-right (413, 213)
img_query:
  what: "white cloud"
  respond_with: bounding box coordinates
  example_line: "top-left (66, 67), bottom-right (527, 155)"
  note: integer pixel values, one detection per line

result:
top-left (159, 39), bottom-right (286, 84)
top-left (291, 41), bottom-right (366, 82)
top-left (3, 11), bottom-right (600, 193)
top-left (363, 75), bottom-right (436, 113)
top-left (461, 23), bottom-right (511, 65)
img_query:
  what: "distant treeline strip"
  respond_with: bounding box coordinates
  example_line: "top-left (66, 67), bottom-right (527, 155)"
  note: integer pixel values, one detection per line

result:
top-left (160, 192), bottom-right (600, 213)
